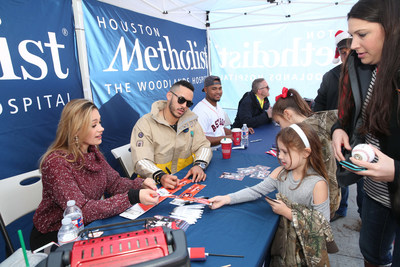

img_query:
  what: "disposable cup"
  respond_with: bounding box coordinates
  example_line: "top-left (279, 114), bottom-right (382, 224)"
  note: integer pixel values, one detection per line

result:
top-left (231, 128), bottom-right (241, 146)
top-left (220, 138), bottom-right (233, 159)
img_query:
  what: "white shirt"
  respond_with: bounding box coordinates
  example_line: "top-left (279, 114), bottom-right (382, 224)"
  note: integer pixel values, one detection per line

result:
top-left (193, 98), bottom-right (228, 139)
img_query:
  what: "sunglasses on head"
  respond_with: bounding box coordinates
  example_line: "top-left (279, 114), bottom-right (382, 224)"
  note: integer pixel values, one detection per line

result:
top-left (170, 91), bottom-right (193, 107)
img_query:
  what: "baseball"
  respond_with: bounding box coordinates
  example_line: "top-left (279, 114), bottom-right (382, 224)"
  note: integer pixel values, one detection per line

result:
top-left (352, 144), bottom-right (375, 162)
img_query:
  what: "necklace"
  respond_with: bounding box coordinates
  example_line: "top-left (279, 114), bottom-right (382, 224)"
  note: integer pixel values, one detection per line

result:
top-left (163, 108), bottom-right (178, 131)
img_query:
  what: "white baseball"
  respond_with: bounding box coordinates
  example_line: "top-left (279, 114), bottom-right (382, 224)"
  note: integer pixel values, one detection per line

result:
top-left (352, 144), bottom-right (375, 162)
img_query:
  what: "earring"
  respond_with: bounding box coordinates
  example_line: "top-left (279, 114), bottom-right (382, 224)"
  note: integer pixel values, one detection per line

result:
top-left (74, 136), bottom-right (79, 146)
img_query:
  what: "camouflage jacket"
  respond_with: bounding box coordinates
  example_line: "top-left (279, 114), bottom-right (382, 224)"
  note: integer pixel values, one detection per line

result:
top-left (305, 110), bottom-right (341, 219)
top-left (270, 194), bottom-right (336, 267)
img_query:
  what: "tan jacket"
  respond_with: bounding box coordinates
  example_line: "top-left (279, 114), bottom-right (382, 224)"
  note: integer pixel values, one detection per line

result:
top-left (131, 100), bottom-right (212, 178)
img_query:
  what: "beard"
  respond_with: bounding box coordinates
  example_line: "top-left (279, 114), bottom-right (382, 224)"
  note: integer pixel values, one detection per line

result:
top-left (169, 101), bottom-right (185, 119)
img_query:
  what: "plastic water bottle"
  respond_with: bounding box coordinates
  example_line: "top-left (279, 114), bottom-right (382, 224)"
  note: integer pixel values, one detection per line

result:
top-left (57, 217), bottom-right (80, 246)
top-left (241, 124), bottom-right (249, 148)
top-left (63, 200), bottom-right (84, 232)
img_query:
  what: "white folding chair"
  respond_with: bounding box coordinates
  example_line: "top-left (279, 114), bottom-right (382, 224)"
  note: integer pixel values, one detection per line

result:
top-left (111, 144), bottom-right (134, 178)
top-left (0, 170), bottom-right (42, 254)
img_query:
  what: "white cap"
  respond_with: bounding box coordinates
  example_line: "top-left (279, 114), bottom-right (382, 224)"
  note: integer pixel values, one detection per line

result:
top-left (67, 200), bottom-right (76, 206)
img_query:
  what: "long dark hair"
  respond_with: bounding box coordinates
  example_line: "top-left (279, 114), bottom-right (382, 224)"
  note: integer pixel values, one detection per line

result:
top-left (338, 0), bottom-right (400, 136)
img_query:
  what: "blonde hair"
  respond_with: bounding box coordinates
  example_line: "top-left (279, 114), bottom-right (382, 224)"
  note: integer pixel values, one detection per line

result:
top-left (39, 99), bottom-right (98, 170)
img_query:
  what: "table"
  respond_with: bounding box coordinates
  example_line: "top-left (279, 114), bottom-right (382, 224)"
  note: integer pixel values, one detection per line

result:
top-left (89, 124), bottom-right (281, 267)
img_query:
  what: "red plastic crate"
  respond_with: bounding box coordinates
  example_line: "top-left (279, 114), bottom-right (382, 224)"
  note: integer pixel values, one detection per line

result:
top-left (70, 227), bottom-right (169, 267)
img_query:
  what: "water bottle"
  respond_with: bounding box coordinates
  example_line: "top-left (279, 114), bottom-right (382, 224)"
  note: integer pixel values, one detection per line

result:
top-left (63, 200), bottom-right (84, 232)
top-left (57, 217), bottom-right (80, 246)
top-left (241, 124), bottom-right (249, 148)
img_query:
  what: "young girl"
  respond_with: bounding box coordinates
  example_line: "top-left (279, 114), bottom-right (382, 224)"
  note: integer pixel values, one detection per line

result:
top-left (272, 87), bottom-right (341, 220)
top-left (209, 122), bottom-right (333, 266)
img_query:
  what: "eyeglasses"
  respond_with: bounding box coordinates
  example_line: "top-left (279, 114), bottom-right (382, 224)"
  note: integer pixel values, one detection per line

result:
top-left (259, 86), bottom-right (270, 90)
top-left (170, 91), bottom-right (194, 107)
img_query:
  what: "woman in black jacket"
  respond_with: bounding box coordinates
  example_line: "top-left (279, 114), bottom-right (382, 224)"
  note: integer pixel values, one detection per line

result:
top-left (331, 0), bottom-right (400, 266)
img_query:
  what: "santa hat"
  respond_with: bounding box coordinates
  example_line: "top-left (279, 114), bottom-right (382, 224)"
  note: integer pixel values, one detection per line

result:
top-left (332, 30), bottom-right (352, 64)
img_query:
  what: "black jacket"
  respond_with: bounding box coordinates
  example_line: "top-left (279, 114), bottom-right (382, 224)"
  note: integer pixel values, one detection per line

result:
top-left (332, 51), bottom-right (400, 224)
top-left (232, 91), bottom-right (271, 128)
top-left (313, 64), bottom-right (341, 111)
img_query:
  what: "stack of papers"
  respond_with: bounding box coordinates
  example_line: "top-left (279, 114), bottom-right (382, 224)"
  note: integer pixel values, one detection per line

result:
top-left (170, 204), bottom-right (207, 225)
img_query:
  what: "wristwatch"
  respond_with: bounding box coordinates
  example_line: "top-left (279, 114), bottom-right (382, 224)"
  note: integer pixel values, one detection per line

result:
top-left (194, 161), bottom-right (207, 170)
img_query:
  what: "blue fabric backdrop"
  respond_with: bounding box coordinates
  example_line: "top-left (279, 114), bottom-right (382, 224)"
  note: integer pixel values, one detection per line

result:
top-left (0, 0), bottom-right (82, 261)
top-left (0, 0), bottom-right (83, 180)
top-left (82, 0), bottom-right (208, 174)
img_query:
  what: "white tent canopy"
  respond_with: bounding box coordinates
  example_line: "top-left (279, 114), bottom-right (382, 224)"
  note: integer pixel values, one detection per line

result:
top-left (100, 0), bottom-right (357, 29)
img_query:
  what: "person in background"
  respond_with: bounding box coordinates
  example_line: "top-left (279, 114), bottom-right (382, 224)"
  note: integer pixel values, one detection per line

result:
top-left (30, 99), bottom-right (159, 250)
top-left (192, 75), bottom-right (232, 148)
top-left (131, 80), bottom-right (212, 190)
top-left (232, 78), bottom-right (272, 129)
top-left (210, 123), bottom-right (334, 266)
top-left (313, 30), bottom-right (359, 222)
top-left (331, 0), bottom-right (400, 265)
top-left (272, 87), bottom-right (341, 220)
top-left (313, 30), bottom-right (352, 111)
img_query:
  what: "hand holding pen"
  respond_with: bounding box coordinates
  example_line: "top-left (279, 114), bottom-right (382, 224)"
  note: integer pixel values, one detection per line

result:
top-left (162, 167), bottom-right (179, 189)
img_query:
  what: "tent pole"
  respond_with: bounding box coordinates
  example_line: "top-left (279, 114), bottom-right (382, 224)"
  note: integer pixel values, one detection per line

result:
top-left (206, 11), bottom-right (211, 75)
top-left (72, 0), bottom-right (93, 101)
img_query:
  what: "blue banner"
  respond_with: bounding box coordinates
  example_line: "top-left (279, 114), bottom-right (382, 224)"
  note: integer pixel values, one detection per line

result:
top-left (82, 0), bottom-right (208, 173)
top-left (0, 0), bottom-right (83, 179)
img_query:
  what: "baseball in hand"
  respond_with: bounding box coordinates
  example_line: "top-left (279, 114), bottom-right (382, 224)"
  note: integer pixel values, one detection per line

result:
top-left (352, 144), bottom-right (375, 162)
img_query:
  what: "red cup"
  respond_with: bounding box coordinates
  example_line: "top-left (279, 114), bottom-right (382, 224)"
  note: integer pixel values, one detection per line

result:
top-left (231, 128), bottom-right (241, 146)
top-left (220, 138), bottom-right (233, 159)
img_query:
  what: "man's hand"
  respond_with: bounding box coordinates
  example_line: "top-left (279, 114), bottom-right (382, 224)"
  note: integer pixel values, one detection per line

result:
top-left (160, 174), bottom-right (179, 189)
top-left (266, 106), bottom-right (273, 118)
top-left (183, 166), bottom-right (207, 182)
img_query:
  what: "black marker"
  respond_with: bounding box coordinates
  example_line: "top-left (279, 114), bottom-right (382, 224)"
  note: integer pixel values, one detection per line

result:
top-left (165, 167), bottom-right (172, 174)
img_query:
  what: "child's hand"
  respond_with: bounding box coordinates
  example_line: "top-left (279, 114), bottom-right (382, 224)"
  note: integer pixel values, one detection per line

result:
top-left (208, 195), bottom-right (231, 209)
top-left (266, 198), bottom-right (292, 220)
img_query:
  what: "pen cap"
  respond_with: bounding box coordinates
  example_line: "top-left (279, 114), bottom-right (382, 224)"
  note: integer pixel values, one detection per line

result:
top-left (188, 247), bottom-right (206, 261)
